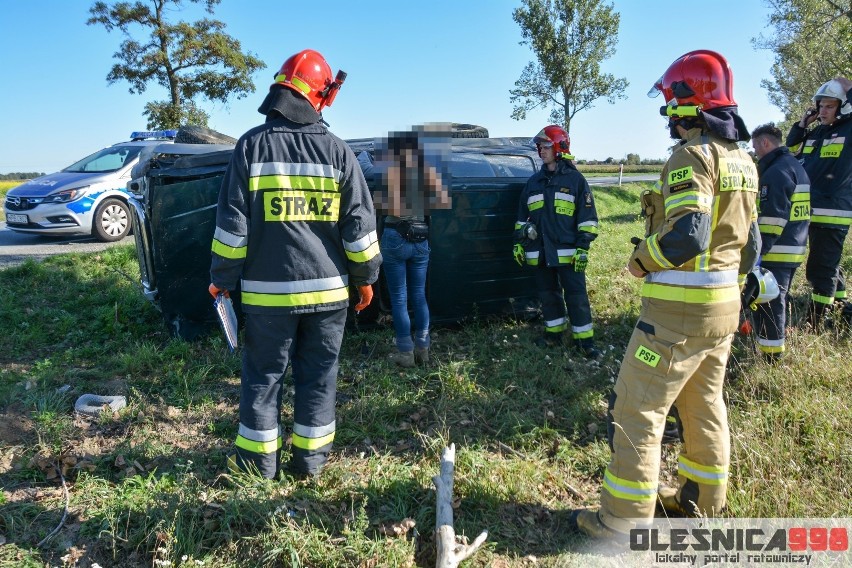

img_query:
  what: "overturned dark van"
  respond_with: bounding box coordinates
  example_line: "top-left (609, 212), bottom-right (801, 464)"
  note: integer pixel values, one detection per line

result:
top-left (129, 131), bottom-right (542, 339)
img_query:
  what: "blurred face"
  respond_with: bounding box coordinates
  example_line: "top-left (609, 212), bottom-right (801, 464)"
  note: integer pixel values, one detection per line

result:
top-left (818, 98), bottom-right (840, 125)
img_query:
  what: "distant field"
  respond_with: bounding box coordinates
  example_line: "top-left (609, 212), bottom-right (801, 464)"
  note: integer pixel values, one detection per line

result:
top-left (0, 181), bottom-right (23, 222)
top-left (577, 164), bottom-right (662, 174)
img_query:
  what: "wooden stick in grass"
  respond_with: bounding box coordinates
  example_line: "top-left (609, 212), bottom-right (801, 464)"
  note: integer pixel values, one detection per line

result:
top-left (433, 443), bottom-right (487, 567)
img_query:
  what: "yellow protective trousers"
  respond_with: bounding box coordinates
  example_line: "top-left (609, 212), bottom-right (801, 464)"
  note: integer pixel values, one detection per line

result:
top-left (598, 316), bottom-right (733, 532)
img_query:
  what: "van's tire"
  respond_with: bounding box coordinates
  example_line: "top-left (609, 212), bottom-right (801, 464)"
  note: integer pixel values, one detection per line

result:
top-left (451, 123), bottom-right (489, 138)
top-left (174, 125), bottom-right (237, 145)
top-left (92, 198), bottom-right (132, 242)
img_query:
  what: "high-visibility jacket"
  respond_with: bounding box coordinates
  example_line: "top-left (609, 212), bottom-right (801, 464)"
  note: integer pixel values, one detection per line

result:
top-left (755, 146), bottom-right (810, 267)
top-left (631, 127), bottom-right (758, 337)
top-left (786, 115), bottom-right (852, 228)
top-left (210, 118), bottom-right (381, 314)
top-left (515, 159), bottom-right (599, 267)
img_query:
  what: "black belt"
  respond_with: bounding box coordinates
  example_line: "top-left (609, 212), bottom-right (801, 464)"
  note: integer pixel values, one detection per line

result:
top-left (385, 221), bottom-right (427, 230)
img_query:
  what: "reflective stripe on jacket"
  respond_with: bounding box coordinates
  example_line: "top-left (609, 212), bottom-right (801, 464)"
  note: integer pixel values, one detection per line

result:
top-left (786, 116), bottom-right (852, 228)
top-left (210, 118), bottom-right (381, 314)
top-left (631, 128), bottom-right (758, 337)
top-left (515, 159), bottom-right (599, 267)
top-left (756, 146), bottom-right (810, 267)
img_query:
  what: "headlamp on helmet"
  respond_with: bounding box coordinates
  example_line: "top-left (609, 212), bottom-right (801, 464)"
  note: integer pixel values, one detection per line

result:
top-left (532, 125), bottom-right (574, 160)
top-left (274, 49), bottom-right (346, 113)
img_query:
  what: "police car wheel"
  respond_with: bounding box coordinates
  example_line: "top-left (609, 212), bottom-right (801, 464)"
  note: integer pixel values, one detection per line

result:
top-left (93, 198), bottom-right (132, 242)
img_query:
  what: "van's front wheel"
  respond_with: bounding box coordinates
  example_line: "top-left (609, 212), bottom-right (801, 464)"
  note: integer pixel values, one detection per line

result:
top-left (93, 198), bottom-right (132, 242)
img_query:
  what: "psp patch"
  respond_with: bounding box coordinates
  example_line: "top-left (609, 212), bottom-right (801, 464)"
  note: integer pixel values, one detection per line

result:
top-left (585, 192), bottom-right (592, 207)
top-left (634, 345), bottom-right (661, 368)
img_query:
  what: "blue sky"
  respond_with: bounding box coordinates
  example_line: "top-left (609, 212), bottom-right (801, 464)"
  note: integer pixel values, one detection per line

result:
top-left (0, 0), bottom-right (783, 174)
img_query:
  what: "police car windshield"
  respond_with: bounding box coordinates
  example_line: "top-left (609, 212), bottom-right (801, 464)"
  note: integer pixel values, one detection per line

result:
top-left (63, 145), bottom-right (144, 173)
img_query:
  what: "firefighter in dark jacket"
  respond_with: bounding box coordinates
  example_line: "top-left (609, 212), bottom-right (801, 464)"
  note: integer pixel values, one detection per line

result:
top-left (786, 77), bottom-right (852, 329)
top-left (515, 125), bottom-right (601, 360)
top-left (749, 123), bottom-right (810, 359)
top-left (209, 49), bottom-right (381, 479)
top-left (571, 50), bottom-right (760, 538)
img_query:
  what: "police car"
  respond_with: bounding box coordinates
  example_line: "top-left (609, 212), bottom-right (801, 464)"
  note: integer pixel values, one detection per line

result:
top-left (3, 131), bottom-right (177, 242)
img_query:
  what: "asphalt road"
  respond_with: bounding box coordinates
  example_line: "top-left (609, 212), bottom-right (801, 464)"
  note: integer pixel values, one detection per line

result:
top-left (0, 221), bottom-right (134, 269)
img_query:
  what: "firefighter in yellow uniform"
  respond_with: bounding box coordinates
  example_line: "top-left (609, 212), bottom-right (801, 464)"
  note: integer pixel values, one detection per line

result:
top-left (572, 50), bottom-right (760, 536)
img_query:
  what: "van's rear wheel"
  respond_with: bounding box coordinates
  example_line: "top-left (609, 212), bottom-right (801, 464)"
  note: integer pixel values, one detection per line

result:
top-left (93, 198), bottom-right (132, 242)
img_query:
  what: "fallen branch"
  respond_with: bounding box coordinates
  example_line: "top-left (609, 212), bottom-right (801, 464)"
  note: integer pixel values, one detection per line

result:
top-left (433, 443), bottom-right (487, 567)
top-left (37, 464), bottom-right (69, 548)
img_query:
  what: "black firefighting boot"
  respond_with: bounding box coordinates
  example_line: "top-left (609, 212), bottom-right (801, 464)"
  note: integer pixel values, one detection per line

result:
top-left (578, 344), bottom-right (603, 361)
top-left (535, 331), bottom-right (564, 348)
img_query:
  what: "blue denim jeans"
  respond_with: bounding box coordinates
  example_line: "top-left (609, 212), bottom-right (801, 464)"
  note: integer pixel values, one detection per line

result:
top-left (380, 228), bottom-right (431, 352)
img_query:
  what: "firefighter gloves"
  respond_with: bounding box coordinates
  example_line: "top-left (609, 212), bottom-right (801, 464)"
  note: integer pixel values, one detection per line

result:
top-left (208, 283), bottom-right (229, 299)
top-left (513, 244), bottom-right (525, 266)
top-left (573, 249), bottom-right (589, 272)
top-left (354, 284), bottom-right (374, 313)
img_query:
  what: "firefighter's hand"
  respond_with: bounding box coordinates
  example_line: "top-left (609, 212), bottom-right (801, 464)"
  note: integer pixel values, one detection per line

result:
top-left (513, 244), bottom-right (525, 266)
top-left (209, 283), bottom-right (229, 299)
top-left (354, 285), bottom-right (374, 313)
top-left (626, 263), bottom-right (645, 278)
top-left (573, 249), bottom-right (589, 272)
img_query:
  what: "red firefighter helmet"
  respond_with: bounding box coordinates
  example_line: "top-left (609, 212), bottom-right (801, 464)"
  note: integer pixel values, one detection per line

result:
top-left (533, 125), bottom-right (573, 159)
top-left (648, 50), bottom-right (737, 112)
top-left (273, 49), bottom-right (346, 112)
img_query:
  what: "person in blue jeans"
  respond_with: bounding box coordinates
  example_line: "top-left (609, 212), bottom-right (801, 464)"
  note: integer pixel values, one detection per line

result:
top-left (381, 226), bottom-right (432, 366)
top-left (373, 129), bottom-right (450, 367)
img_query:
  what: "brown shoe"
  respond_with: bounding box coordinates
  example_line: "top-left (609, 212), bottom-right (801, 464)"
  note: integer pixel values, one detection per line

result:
top-left (657, 485), bottom-right (696, 517)
top-left (569, 509), bottom-right (616, 539)
top-left (389, 350), bottom-right (415, 368)
top-left (414, 347), bottom-right (430, 365)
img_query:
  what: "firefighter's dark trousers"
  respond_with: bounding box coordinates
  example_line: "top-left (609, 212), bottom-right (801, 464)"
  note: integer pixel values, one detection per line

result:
top-left (806, 225), bottom-right (849, 322)
top-left (231, 308), bottom-right (346, 479)
top-left (599, 317), bottom-right (732, 532)
top-left (753, 264), bottom-right (797, 355)
top-left (534, 264), bottom-right (594, 346)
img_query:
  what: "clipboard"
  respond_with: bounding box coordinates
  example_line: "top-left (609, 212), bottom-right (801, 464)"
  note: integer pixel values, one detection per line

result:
top-left (213, 292), bottom-right (238, 352)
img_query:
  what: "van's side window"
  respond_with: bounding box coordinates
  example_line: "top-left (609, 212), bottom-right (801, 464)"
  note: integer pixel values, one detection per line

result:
top-left (450, 153), bottom-right (537, 178)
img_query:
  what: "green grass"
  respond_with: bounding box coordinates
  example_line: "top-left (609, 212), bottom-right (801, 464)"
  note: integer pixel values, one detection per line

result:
top-left (0, 181), bottom-right (850, 567)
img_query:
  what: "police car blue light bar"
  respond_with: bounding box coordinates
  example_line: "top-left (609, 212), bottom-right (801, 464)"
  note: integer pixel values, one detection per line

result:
top-left (129, 130), bottom-right (178, 140)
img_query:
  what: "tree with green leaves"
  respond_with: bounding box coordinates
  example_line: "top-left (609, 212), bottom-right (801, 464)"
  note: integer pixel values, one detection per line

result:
top-left (87, 0), bottom-right (265, 129)
top-left (510, 0), bottom-right (628, 133)
top-left (753, 0), bottom-right (852, 125)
